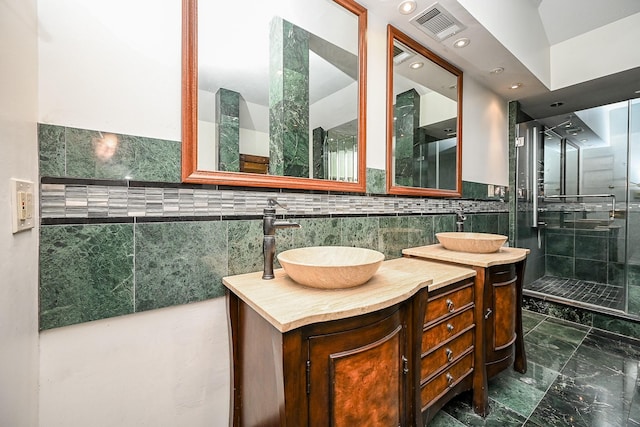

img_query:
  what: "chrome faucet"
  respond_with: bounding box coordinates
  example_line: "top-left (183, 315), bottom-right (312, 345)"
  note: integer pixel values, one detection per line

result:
top-left (262, 198), bottom-right (301, 280)
top-left (455, 205), bottom-right (467, 232)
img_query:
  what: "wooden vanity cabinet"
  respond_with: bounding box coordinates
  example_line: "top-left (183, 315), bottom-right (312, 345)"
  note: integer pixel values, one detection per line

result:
top-left (480, 261), bottom-right (527, 378)
top-left (415, 277), bottom-right (476, 426)
top-left (228, 292), bottom-right (414, 427)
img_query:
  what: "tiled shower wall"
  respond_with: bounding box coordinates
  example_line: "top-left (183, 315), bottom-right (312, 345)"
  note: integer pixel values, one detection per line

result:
top-left (38, 124), bottom-right (508, 330)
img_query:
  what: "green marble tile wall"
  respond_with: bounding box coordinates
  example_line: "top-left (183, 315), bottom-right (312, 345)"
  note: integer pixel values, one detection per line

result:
top-left (38, 124), bottom-right (510, 330)
top-left (394, 89), bottom-right (420, 187)
top-left (216, 88), bottom-right (240, 172)
top-left (269, 18), bottom-right (309, 178)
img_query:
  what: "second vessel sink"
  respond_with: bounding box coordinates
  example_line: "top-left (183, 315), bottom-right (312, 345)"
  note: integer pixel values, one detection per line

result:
top-left (277, 246), bottom-right (385, 289)
top-left (436, 232), bottom-right (507, 254)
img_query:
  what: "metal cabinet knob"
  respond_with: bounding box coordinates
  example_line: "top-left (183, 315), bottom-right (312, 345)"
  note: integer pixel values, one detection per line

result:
top-left (446, 323), bottom-right (454, 332)
top-left (445, 348), bottom-right (453, 362)
top-left (445, 373), bottom-right (454, 387)
top-left (485, 308), bottom-right (493, 319)
top-left (446, 299), bottom-right (455, 312)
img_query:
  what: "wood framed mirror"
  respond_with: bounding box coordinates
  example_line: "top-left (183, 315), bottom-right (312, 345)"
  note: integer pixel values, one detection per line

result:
top-left (386, 25), bottom-right (462, 197)
top-left (182, 0), bottom-right (367, 192)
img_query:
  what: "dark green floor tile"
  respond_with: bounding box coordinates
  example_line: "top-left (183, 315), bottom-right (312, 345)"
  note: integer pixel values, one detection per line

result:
top-left (531, 317), bottom-right (589, 346)
top-left (522, 310), bottom-right (547, 334)
top-left (443, 395), bottom-right (528, 426)
top-left (429, 410), bottom-right (466, 426)
top-left (488, 362), bottom-right (558, 418)
top-left (40, 224), bottom-right (134, 329)
top-left (134, 221), bottom-right (228, 312)
top-left (528, 373), bottom-right (626, 427)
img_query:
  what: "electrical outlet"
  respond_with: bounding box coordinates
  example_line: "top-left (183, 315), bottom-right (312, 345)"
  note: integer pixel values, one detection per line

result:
top-left (11, 179), bottom-right (35, 233)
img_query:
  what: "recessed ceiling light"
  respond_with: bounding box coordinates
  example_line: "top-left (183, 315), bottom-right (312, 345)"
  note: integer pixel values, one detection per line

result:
top-left (398, 0), bottom-right (417, 14)
top-left (409, 61), bottom-right (424, 69)
top-left (550, 101), bottom-right (564, 108)
top-left (490, 67), bottom-right (504, 75)
top-left (635, 89), bottom-right (640, 94)
top-left (453, 38), bottom-right (470, 48)
top-left (510, 83), bottom-right (522, 89)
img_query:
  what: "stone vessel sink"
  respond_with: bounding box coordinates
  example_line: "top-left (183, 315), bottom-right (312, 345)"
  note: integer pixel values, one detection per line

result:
top-left (436, 232), bottom-right (507, 254)
top-left (277, 246), bottom-right (385, 289)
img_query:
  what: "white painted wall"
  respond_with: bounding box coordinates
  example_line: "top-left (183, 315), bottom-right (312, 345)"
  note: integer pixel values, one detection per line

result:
top-left (39, 300), bottom-right (229, 427)
top-left (550, 12), bottom-right (640, 90)
top-left (461, 76), bottom-right (509, 186)
top-left (37, 1), bottom-right (229, 426)
top-left (38, 0), bottom-right (182, 140)
top-left (35, 2), bottom-right (509, 426)
top-left (0, 0), bottom-right (40, 426)
top-left (457, 0), bottom-right (551, 88)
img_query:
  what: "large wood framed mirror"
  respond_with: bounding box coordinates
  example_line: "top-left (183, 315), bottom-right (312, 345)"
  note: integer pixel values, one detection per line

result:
top-left (386, 25), bottom-right (462, 197)
top-left (182, 0), bottom-right (367, 192)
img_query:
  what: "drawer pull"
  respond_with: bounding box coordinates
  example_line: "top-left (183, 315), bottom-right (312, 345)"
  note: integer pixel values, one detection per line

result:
top-left (446, 323), bottom-right (454, 332)
top-left (445, 348), bottom-right (453, 362)
top-left (446, 299), bottom-right (455, 312)
top-left (445, 373), bottom-right (454, 387)
top-left (485, 308), bottom-right (493, 319)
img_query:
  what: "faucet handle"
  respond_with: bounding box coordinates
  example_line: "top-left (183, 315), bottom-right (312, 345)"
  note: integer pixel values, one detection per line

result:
top-left (267, 198), bottom-right (288, 210)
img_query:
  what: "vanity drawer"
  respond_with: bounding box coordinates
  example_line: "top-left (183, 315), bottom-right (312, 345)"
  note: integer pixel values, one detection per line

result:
top-left (420, 351), bottom-right (473, 408)
top-left (420, 328), bottom-right (474, 381)
top-left (424, 283), bottom-right (474, 325)
top-left (421, 307), bottom-right (474, 353)
top-left (488, 264), bottom-right (516, 284)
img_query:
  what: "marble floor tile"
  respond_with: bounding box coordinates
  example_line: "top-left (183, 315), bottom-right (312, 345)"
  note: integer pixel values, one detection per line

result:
top-left (439, 316), bottom-right (639, 426)
top-left (522, 310), bottom-right (547, 334)
top-left (442, 395), bottom-right (529, 426)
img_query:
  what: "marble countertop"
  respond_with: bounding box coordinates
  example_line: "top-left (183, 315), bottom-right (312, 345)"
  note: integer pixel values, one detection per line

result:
top-left (402, 244), bottom-right (530, 267)
top-left (222, 257), bottom-right (475, 333)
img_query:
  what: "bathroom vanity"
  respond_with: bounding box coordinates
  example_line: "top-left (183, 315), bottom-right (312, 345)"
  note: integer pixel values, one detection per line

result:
top-left (403, 244), bottom-right (530, 416)
top-left (223, 245), bottom-right (529, 426)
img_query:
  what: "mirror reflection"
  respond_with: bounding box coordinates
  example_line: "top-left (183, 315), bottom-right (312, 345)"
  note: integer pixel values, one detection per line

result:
top-left (183, 0), bottom-right (366, 191)
top-left (386, 25), bottom-right (462, 196)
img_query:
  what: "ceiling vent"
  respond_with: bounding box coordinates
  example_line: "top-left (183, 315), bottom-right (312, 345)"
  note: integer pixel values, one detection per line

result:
top-left (393, 42), bottom-right (416, 65)
top-left (410, 3), bottom-right (466, 42)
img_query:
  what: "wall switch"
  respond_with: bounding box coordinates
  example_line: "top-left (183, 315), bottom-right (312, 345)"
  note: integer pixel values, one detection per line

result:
top-left (11, 179), bottom-right (35, 233)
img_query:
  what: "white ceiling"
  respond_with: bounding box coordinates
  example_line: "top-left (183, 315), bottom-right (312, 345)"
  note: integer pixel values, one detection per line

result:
top-left (359, 0), bottom-right (640, 119)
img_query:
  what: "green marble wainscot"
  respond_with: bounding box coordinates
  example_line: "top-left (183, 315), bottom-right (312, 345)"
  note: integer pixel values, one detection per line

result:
top-left (366, 168), bottom-right (385, 194)
top-left (269, 17), bottom-right (310, 178)
top-left (134, 221), bottom-right (228, 312)
top-left (39, 224), bottom-right (135, 330)
top-left (216, 88), bottom-right (240, 172)
top-left (394, 89), bottom-right (420, 187)
top-left (38, 124), bottom-right (181, 182)
top-left (312, 127), bottom-right (325, 179)
top-left (39, 123), bottom-right (66, 177)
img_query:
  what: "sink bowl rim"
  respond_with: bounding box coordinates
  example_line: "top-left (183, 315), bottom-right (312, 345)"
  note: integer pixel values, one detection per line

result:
top-left (435, 232), bottom-right (508, 253)
top-left (277, 246), bottom-right (385, 289)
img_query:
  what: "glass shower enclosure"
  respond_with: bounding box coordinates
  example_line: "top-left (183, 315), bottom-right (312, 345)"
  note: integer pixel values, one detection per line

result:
top-left (515, 99), bottom-right (640, 319)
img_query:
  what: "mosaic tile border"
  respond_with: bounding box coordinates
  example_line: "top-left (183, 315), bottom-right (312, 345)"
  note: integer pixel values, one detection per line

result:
top-left (41, 179), bottom-right (508, 221)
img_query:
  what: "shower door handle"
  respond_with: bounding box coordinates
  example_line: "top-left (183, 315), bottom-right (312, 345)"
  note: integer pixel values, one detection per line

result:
top-left (531, 126), bottom-right (539, 228)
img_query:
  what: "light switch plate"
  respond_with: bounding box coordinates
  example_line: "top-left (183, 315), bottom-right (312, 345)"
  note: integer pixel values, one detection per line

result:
top-left (11, 179), bottom-right (35, 233)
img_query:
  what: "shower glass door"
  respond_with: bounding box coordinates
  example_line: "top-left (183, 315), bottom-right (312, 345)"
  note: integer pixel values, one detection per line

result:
top-left (516, 99), bottom-right (640, 318)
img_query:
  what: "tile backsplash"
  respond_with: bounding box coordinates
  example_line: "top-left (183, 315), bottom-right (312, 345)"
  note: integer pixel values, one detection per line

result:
top-left (38, 124), bottom-right (509, 330)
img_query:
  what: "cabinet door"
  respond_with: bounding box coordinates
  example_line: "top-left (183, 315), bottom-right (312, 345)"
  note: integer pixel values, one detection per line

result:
top-left (308, 309), bottom-right (407, 427)
top-left (484, 264), bottom-right (518, 370)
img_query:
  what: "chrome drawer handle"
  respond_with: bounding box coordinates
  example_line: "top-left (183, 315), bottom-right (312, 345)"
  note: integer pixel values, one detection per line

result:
top-left (445, 348), bottom-right (453, 362)
top-left (446, 299), bottom-right (455, 312)
top-left (485, 308), bottom-right (493, 319)
top-left (446, 323), bottom-right (454, 332)
top-left (445, 373), bottom-right (454, 387)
